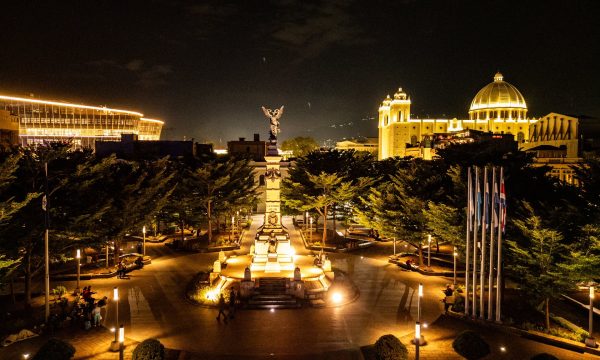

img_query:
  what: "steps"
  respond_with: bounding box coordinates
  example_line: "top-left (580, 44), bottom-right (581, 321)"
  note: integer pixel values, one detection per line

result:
top-left (245, 278), bottom-right (302, 309)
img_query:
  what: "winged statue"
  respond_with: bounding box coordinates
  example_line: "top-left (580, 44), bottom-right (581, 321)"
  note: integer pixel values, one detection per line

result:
top-left (261, 106), bottom-right (284, 140)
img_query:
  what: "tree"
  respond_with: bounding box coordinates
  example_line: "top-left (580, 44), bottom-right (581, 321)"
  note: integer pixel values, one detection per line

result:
top-left (192, 157), bottom-right (258, 242)
top-left (282, 149), bottom-right (373, 242)
top-left (507, 202), bottom-right (571, 329)
top-left (452, 330), bottom-right (490, 360)
top-left (357, 159), bottom-right (447, 265)
top-left (374, 334), bottom-right (408, 360)
top-left (281, 136), bottom-right (318, 158)
top-left (132, 338), bottom-right (165, 360)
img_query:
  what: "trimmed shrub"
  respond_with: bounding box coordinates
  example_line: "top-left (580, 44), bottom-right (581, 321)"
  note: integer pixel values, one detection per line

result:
top-left (132, 338), bottom-right (165, 360)
top-left (33, 338), bottom-right (75, 360)
top-left (452, 330), bottom-right (490, 360)
top-left (374, 334), bottom-right (408, 360)
top-left (530, 354), bottom-right (559, 360)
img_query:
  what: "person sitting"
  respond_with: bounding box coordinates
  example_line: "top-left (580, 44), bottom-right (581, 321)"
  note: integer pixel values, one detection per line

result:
top-left (135, 256), bottom-right (144, 268)
top-left (405, 259), bottom-right (413, 270)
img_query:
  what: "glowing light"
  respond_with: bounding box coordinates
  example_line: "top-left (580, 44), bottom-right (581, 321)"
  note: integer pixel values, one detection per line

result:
top-left (76, 249), bottom-right (81, 259)
top-left (428, 234), bottom-right (431, 244)
top-left (270, 308), bottom-right (275, 313)
top-left (118, 325), bottom-right (124, 343)
top-left (423, 323), bottom-right (428, 328)
top-left (110, 327), bottom-right (115, 333)
top-left (22, 354), bottom-right (30, 359)
top-left (113, 287), bottom-right (119, 301)
top-left (415, 322), bottom-right (421, 343)
top-left (140, 118), bottom-right (164, 124)
top-left (331, 292), bottom-right (343, 304)
top-left (0, 94), bottom-right (143, 116)
top-left (418, 283), bottom-right (423, 297)
top-left (591, 286), bottom-right (595, 299)
top-left (206, 291), bottom-right (216, 300)
top-left (142, 226), bottom-right (146, 234)
top-left (500, 346), bottom-right (506, 352)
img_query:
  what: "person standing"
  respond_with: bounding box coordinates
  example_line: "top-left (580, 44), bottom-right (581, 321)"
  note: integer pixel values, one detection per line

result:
top-left (216, 293), bottom-right (227, 323)
top-left (443, 285), bottom-right (455, 313)
top-left (228, 288), bottom-right (237, 319)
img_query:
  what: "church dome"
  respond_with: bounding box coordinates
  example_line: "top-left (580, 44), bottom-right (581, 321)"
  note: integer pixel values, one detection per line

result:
top-left (469, 72), bottom-right (527, 112)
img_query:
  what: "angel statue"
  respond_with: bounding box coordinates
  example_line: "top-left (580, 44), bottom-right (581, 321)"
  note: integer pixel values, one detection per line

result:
top-left (261, 106), bottom-right (284, 140)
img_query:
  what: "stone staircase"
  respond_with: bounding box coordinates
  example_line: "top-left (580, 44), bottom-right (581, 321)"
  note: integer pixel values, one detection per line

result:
top-left (246, 278), bottom-right (302, 309)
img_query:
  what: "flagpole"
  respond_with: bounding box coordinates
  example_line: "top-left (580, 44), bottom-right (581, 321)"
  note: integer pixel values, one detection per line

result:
top-left (495, 167), bottom-right (504, 323)
top-left (465, 167), bottom-right (471, 316)
top-left (472, 166), bottom-right (479, 318)
top-left (480, 167), bottom-right (487, 319)
top-left (487, 166), bottom-right (496, 321)
top-left (44, 161), bottom-right (50, 323)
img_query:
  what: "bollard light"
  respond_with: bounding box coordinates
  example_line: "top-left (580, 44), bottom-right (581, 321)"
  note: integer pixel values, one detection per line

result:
top-left (143, 225), bottom-right (146, 234)
top-left (418, 283), bottom-right (423, 297)
top-left (118, 325), bottom-right (124, 343)
top-left (76, 249), bottom-right (81, 259)
top-left (415, 322), bottom-right (421, 343)
top-left (591, 286), bottom-right (595, 299)
top-left (113, 287), bottom-right (119, 301)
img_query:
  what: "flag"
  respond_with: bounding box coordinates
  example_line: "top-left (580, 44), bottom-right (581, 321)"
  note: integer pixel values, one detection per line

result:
top-left (499, 168), bottom-right (506, 232)
top-left (468, 167), bottom-right (474, 231)
top-left (476, 168), bottom-right (482, 226)
top-left (484, 172), bottom-right (489, 229)
top-left (492, 168), bottom-right (499, 226)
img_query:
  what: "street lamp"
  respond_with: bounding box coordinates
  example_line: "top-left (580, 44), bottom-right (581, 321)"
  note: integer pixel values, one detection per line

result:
top-left (453, 247), bottom-right (458, 286)
top-left (586, 284), bottom-right (597, 348)
top-left (110, 287), bottom-right (119, 351)
top-left (427, 234), bottom-right (432, 271)
top-left (75, 249), bottom-right (81, 293)
top-left (305, 211), bottom-right (308, 231)
top-left (142, 226), bottom-right (146, 256)
top-left (414, 322), bottom-right (421, 360)
top-left (309, 217), bottom-right (313, 242)
top-left (393, 226), bottom-right (396, 257)
top-left (119, 324), bottom-right (125, 360)
top-left (418, 283), bottom-right (423, 323)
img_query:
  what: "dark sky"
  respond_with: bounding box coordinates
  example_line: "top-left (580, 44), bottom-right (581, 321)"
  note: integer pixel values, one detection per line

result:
top-left (1, 0), bottom-right (598, 146)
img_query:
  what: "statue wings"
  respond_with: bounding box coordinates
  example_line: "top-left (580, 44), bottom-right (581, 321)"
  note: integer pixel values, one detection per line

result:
top-left (261, 105), bottom-right (285, 120)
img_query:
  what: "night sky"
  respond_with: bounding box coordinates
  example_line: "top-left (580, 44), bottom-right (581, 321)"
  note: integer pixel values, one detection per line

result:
top-left (1, 0), bottom-right (598, 146)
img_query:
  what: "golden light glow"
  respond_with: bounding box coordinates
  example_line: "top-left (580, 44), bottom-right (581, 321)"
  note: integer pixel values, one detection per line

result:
top-left (591, 286), bottom-right (595, 299)
top-left (418, 283), bottom-right (423, 297)
top-left (118, 326), bottom-right (124, 343)
top-left (76, 249), bottom-right (81, 259)
top-left (113, 287), bottom-right (119, 301)
top-left (140, 117), bottom-right (164, 124)
top-left (0, 94), bottom-right (143, 116)
top-left (331, 292), bottom-right (343, 304)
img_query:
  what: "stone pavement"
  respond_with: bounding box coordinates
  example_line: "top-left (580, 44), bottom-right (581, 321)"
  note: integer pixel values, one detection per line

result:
top-left (398, 315), bottom-right (597, 360)
top-left (0, 326), bottom-right (140, 360)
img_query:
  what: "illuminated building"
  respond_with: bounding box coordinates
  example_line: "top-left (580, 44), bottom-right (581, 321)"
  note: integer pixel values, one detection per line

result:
top-left (335, 137), bottom-right (378, 154)
top-left (0, 94), bottom-right (163, 148)
top-left (377, 72), bottom-right (588, 184)
top-left (378, 72), bottom-right (536, 160)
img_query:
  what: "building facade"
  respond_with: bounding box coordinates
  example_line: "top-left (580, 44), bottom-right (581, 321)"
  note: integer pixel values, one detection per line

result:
top-left (0, 94), bottom-right (163, 148)
top-left (378, 73), bottom-right (536, 160)
top-left (335, 137), bottom-right (378, 154)
top-left (227, 134), bottom-right (267, 161)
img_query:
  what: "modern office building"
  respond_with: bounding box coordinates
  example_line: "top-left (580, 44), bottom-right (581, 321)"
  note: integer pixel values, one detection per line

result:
top-left (0, 94), bottom-right (163, 148)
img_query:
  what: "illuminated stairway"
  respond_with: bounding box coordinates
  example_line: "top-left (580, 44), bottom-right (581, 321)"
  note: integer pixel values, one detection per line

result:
top-left (246, 278), bottom-right (301, 309)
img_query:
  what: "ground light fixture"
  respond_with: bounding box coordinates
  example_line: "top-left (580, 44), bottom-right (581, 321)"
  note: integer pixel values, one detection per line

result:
top-left (75, 249), bottom-right (81, 293)
top-left (270, 308), bottom-right (275, 313)
top-left (331, 291), bottom-right (343, 304)
top-left (110, 287), bottom-right (120, 351)
top-left (22, 354), bottom-right (29, 359)
top-left (119, 324), bottom-right (125, 360)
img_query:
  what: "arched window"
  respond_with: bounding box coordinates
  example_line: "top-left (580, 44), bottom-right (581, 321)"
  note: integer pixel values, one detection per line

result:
top-left (410, 135), bottom-right (418, 146)
top-left (517, 132), bottom-right (525, 143)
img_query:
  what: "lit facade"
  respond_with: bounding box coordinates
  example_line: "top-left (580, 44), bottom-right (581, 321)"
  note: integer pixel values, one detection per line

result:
top-left (0, 94), bottom-right (163, 148)
top-left (378, 73), bottom-right (536, 160)
top-left (335, 137), bottom-right (378, 154)
top-left (377, 73), bottom-right (583, 184)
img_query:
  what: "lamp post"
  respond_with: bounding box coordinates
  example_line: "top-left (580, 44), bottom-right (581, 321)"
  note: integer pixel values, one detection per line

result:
top-left (427, 234), bottom-right (432, 271)
top-left (415, 322), bottom-right (421, 360)
top-left (110, 287), bottom-right (119, 351)
top-left (453, 247), bottom-right (458, 286)
top-left (586, 284), bottom-right (597, 348)
top-left (393, 226), bottom-right (396, 257)
top-left (142, 226), bottom-right (146, 256)
top-left (305, 211), bottom-right (308, 231)
top-left (118, 324), bottom-right (125, 360)
top-left (418, 283), bottom-right (423, 323)
top-left (309, 217), bottom-right (313, 242)
top-left (76, 249), bottom-right (81, 293)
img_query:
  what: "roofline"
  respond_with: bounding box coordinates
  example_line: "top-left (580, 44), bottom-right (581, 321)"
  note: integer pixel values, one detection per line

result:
top-left (0, 94), bottom-right (144, 116)
top-left (140, 117), bottom-right (165, 124)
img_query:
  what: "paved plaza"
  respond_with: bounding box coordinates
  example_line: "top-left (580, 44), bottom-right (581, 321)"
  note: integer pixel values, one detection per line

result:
top-left (1, 215), bottom-right (596, 359)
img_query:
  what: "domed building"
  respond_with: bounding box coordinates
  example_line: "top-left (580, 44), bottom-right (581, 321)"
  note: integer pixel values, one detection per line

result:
top-left (378, 72), bottom-right (538, 159)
